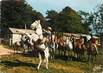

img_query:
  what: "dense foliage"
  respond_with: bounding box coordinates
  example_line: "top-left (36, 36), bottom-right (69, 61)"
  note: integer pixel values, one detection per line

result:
top-left (1, 0), bottom-right (45, 29)
top-left (46, 7), bottom-right (87, 33)
top-left (2, 0), bottom-right (103, 34)
top-left (78, 3), bottom-right (103, 35)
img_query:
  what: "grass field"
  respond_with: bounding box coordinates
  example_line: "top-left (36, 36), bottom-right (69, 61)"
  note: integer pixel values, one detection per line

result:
top-left (0, 46), bottom-right (103, 73)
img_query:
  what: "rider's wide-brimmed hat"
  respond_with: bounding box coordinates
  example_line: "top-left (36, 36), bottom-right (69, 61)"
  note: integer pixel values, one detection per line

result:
top-left (48, 27), bottom-right (52, 31)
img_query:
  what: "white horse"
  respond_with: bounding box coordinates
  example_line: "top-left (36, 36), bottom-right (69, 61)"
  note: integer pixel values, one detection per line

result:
top-left (18, 20), bottom-right (49, 69)
top-left (36, 38), bottom-right (49, 69)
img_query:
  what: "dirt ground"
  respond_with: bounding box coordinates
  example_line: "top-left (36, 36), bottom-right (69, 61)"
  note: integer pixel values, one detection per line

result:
top-left (0, 45), bottom-right (14, 56)
top-left (0, 44), bottom-right (103, 73)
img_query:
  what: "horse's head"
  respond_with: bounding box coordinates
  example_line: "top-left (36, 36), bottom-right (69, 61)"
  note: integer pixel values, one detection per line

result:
top-left (30, 20), bottom-right (40, 30)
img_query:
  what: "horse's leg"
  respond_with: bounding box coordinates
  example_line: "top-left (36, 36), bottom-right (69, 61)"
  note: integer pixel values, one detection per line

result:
top-left (62, 49), bottom-right (64, 56)
top-left (73, 49), bottom-right (76, 58)
top-left (71, 50), bottom-right (74, 60)
top-left (27, 44), bottom-right (29, 52)
top-left (80, 53), bottom-right (83, 61)
top-left (57, 47), bottom-right (59, 55)
top-left (76, 48), bottom-right (78, 60)
top-left (52, 48), bottom-right (54, 59)
top-left (93, 54), bottom-right (96, 62)
top-left (45, 57), bottom-right (49, 69)
top-left (62, 48), bottom-right (65, 56)
top-left (16, 46), bottom-right (18, 53)
top-left (64, 48), bottom-right (66, 56)
top-left (14, 47), bottom-right (16, 53)
top-left (75, 48), bottom-right (78, 59)
top-left (77, 53), bottom-right (80, 60)
top-left (23, 44), bottom-right (25, 54)
top-left (23, 44), bottom-right (26, 53)
top-left (33, 46), bottom-right (37, 56)
top-left (77, 53), bottom-right (79, 60)
top-left (16, 46), bottom-right (18, 54)
top-left (51, 48), bottom-right (53, 59)
top-left (80, 50), bottom-right (82, 61)
top-left (53, 48), bottom-right (55, 58)
top-left (14, 46), bottom-right (16, 53)
top-left (37, 53), bottom-right (42, 69)
top-left (89, 55), bottom-right (92, 63)
top-left (49, 49), bottom-right (52, 59)
top-left (82, 49), bottom-right (85, 61)
top-left (95, 54), bottom-right (97, 61)
top-left (78, 49), bottom-right (82, 61)
top-left (82, 49), bottom-right (85, 60)
top-left (18, 46), bottom-right (21, 53)
top-left (59, 49), bottom-right (61, 56)
top-left (64, 49), bottom-right (66, 57)
top-left (90, 50), bottom-right (95, 63)
top-left (92, 54), bottom-right (96, 63)
top-left (90, 54), bottom-right (93, 63)
top-left (87, 54), bottom-right (89, 62)
top-left (60, 48), bottom-right (62, 56)
top-left (51, 49), bottom-right (53, 59)
top-left (16, 45), bottom-right (19, 53)
top-left (91, 55), bottom-right (94, 63)
top-left (79, 49), bottom-right (82, 61)
top-left (62, 47), bottom-right (65, 56)
top-left (87, 53), bottom-right (90, 62)
top-left (78, 49), bottom-right (81, 60)
top-left (58, 47), bottom-right (60, 56)
top-left (69, 50), bottom-right (72, 60)
top-left (75, 49), bottom-right (78, 59)
top-left (58, 48), bottom-right (60, 56)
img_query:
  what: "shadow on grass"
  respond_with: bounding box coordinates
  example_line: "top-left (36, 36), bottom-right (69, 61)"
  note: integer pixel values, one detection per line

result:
top-left (21, 49), bottom-right (39, 58)
top-left (1, 59), bottom-right (37, 68)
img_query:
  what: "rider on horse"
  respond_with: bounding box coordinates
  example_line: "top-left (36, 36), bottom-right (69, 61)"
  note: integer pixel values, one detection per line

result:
top-left (90, 36), bottom-right (98, 54)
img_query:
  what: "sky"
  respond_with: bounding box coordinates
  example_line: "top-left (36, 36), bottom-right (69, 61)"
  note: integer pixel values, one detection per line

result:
top-left (26, 0), bottom-right (103, 16)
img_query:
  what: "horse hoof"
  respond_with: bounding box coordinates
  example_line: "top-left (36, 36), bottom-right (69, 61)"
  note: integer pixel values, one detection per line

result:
top-left (37, 67), bottom-right (40, 70)
top-left (46, 67), bottom-right (48, 69)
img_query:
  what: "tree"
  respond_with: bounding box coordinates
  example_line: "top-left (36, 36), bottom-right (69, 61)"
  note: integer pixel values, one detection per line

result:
top-left (1, 0), bottom-right (45, 29)
top-left (46, 6), bottom-right (86, 33)
top-left (46, 10), bottom-right (58, 30)
top-left (86, 3), bottom-right (103, 35)
top-left (58, 7), bottom-right (85, 33)
top-left (78, 11), bottom-right (92, 34)
top-left (95, 3), bottom-right (103, 34)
